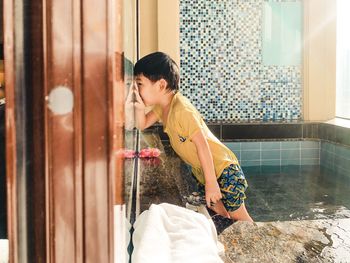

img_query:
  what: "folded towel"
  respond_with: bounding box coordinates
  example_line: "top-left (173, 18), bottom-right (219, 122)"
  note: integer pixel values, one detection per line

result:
top-left (132, 203), bottom-right (223, 263)
top-left (0, 239), bottom-right (8, 263)
top-left (114, 205), bottom-right (131, 263)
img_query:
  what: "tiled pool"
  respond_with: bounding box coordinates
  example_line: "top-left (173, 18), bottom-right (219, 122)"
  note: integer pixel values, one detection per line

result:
top-left (220, 140), bottom-right (350, 262)
top-left (245, 165), bottom-right (350, 222)
top-left (223, 140), bottom-right (350, 222)
top-left (225, 140), bottom-right (321, 167)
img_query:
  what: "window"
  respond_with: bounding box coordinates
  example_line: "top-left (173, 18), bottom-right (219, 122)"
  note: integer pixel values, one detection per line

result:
top-left (336, 0), bottom-right (350, 119)
top-left (262, 1), bottom-right (302, 66)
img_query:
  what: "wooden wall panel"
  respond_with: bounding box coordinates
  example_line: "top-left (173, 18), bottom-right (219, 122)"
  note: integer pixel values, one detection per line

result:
top-left (82, 0), bottom-right (110, 261)
top-left (5, 0), bottom-right (127, 262)
top-left (44, 0), bottom-right (80, 261)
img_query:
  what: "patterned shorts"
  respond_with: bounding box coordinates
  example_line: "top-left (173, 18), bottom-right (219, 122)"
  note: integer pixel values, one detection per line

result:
top-left (196, 163), bottom-right (248, 212)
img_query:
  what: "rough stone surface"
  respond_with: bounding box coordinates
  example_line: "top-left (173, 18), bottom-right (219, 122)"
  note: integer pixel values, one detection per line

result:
top-left (139, 132), bottom-right (197, 212)
top-left (218, 219), bottom-right (350, 263)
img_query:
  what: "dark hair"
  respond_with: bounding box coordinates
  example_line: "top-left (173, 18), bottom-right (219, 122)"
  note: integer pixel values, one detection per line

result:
top-left (134, 52), bottom-right (180, 92)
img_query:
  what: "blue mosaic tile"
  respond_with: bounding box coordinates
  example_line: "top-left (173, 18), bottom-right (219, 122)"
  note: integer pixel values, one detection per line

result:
top-left (180, 0), bottom-right (302, 121)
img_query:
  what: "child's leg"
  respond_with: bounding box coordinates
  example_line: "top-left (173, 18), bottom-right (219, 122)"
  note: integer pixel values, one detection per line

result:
top-left (209, 201), bottom-right (253, 222)
top-left (217, 164), bottom-right (254, 222)
top-left (194, 165), bottom-right (253, 221)
top-left (208, 200), bottom-right (231, 218)
top-left (228, 203), bottom-right (253, 222)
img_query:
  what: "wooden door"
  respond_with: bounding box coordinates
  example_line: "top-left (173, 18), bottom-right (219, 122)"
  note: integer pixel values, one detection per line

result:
top-left (4, 0), bottom-right (133, 262)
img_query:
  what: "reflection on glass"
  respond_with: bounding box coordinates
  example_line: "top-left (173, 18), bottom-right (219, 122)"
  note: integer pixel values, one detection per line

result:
top-left (262, 1), bottom-right (302, 66)
top-left (122, 0), bottom-right (137, 220)
top-left (124, 58), bottom-right (135, 131)
top-left (113, 1), bottom-right (137, 263)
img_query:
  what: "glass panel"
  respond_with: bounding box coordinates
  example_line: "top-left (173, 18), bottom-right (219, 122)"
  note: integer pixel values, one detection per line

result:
top-left (120, 0), bottom-right (137, 262)
top-left (123, 0), bottom-right (137, 221)
top-left (0, 98), bottom-right (5, 241)
top-left (0, 0), bottom-right (5, 240)
top-left (262, 1), bottom-right (302, 66)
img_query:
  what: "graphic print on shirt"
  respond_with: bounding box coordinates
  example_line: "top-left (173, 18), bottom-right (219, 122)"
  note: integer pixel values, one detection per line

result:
top-left (178, 134), bottom-right (187, 142)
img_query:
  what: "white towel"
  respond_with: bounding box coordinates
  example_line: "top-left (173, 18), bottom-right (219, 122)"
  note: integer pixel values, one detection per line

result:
top-left (132, 203), bottom-right (223, 263)
top-left (0, 239), bottom-right (8, 263)
top-left (114, 205), bottom-right (131, 263)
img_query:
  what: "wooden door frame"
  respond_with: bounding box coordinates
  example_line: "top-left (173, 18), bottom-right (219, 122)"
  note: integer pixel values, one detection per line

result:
top-left (4, 0), bottom-right (125, 262)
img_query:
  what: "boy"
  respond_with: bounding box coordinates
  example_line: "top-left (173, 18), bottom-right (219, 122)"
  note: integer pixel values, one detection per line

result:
top-left (133, 52), bottom-right (253, 222)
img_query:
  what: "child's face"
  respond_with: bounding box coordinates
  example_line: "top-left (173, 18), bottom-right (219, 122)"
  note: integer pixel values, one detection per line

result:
top-left (135, 74), bottom-right (160, 106)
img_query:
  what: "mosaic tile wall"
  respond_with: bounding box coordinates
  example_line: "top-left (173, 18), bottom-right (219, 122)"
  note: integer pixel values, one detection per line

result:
top-left (179, 0), bottom-right (302, 122)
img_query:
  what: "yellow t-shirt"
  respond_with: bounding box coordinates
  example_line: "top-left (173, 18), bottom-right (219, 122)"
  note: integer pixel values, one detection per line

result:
top-left (153, 92), bottom-right (239, 184)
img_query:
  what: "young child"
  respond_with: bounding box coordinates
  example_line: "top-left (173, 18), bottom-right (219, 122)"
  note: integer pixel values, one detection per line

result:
top-left (133, 52), bottom-right (253, 222)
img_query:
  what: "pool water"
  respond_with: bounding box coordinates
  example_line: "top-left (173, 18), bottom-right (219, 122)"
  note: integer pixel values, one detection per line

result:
top-left (244, 165), bottom-right (350, 222)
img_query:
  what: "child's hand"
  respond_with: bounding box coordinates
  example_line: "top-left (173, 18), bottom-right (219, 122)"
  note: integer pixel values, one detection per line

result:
top-left (205, 180), bottom-right (222, 208)
top-left (124, 84), bottom-right (136, 129)
top-left (133, 85), bottom-right (145, 111)
top-left (125, 85), bottom-right (135, 111)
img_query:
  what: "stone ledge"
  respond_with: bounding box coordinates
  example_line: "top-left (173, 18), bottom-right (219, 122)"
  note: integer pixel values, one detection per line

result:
top-left (218, 219), bottom-right (350, 263)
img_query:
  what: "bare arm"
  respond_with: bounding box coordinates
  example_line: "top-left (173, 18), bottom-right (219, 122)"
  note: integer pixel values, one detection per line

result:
top-left (191, 129), bottom-right (222, 207)
top-left (136, 110), bottom-right (159, 131)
